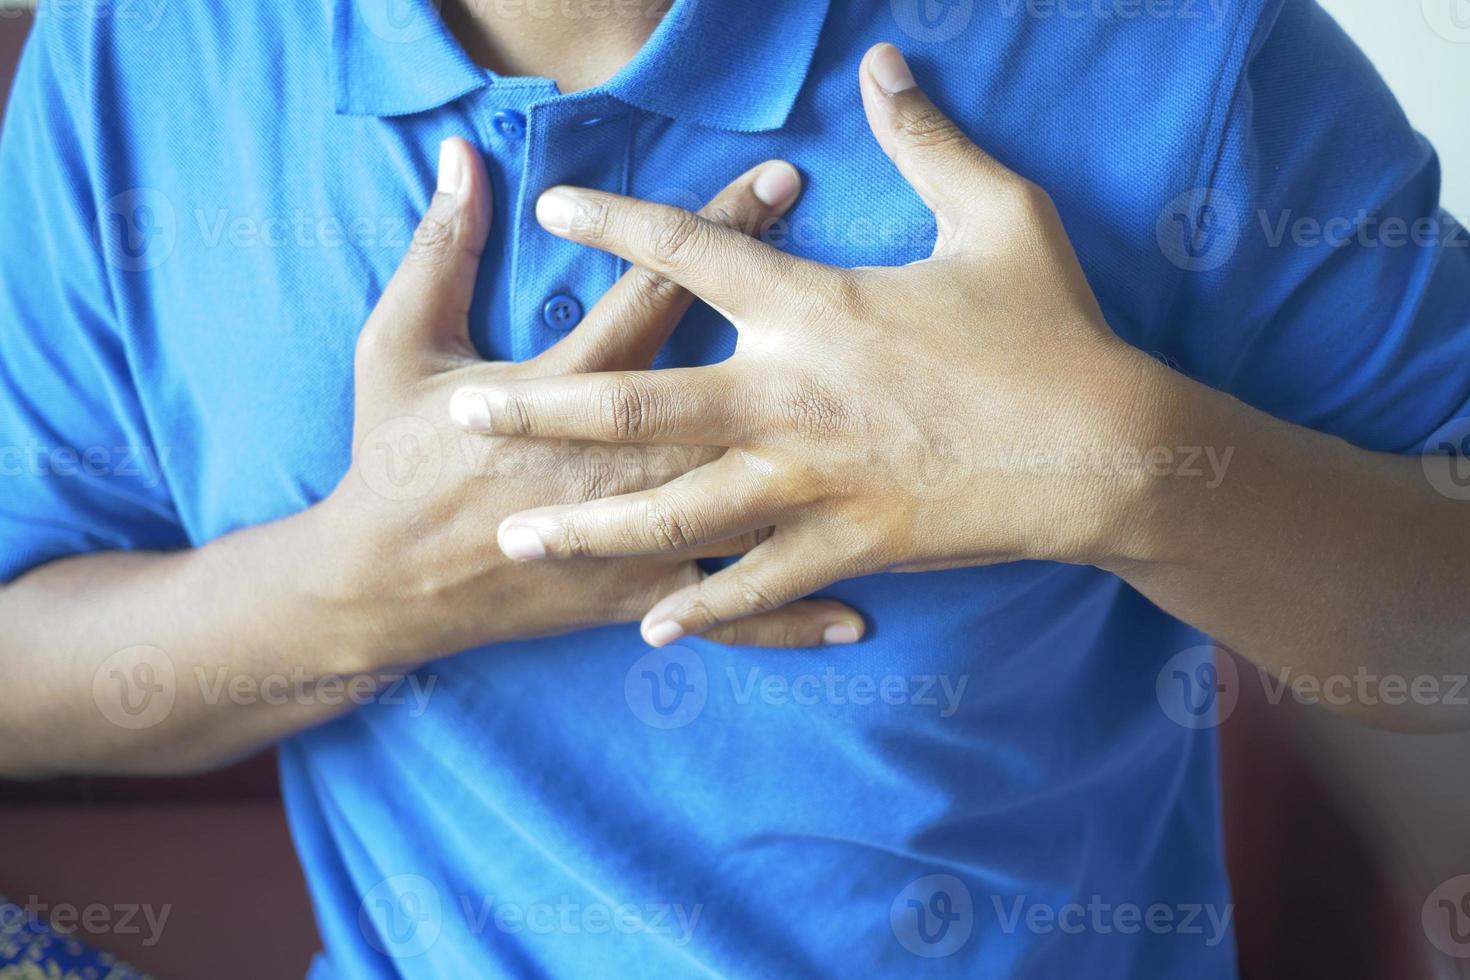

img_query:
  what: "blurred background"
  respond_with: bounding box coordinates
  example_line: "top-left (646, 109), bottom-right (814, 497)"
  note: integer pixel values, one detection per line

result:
top-left (1319, 0), bottom-right (1470, 217)
top-left (0, 1), bottom-right (1467, 977)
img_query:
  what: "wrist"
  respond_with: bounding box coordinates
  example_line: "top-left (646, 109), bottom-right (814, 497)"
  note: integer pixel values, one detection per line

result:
top-left (1049, 341), bottom-right (1189, 571)
top-left (280, 495), bottom-right (419, 675)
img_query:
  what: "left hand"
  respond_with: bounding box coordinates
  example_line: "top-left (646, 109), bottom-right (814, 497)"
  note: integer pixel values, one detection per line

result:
top-left (448, 43), bottom-right (1165, 647)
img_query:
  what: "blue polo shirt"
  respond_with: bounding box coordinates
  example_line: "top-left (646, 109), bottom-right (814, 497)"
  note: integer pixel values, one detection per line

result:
top-left (3, 0), bottom-right (1468, 976)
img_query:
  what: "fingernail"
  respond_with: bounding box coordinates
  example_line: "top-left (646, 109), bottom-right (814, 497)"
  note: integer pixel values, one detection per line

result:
top-left (450, 388), bottom-right (492, 430)
top-left (645, 620), bottom-right (686, 648)
top-left (869, 43), bottom-right (916, 95)
top-left (499, 524), bottom-right (548, 560)
top-left (822, 623), bottom-right (861, 645)
top-left (536, 189), bottom-right (578, 234)
top-left (437, 139), bottom-right (467, 197)
top-left (752, 162), bottom-right (800, 209)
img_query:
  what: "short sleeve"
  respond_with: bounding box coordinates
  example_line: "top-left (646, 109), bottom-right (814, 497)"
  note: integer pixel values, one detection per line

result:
top-left (0, 21), bottom-right (186, 582)
top-left (1161, 0), bottom-right (1470, 454)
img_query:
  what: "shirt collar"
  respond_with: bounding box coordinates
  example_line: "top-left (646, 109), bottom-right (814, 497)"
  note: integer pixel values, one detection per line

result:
top-left (332, 0), bottom-right (832, 132)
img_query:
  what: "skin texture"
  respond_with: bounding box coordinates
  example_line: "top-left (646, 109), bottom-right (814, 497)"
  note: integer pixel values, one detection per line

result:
top-left (0, 144), bottom-right (862, 779)
top-left (442, 0), bottom-right (660, 94)
top-left (452, 44), bottom-right (1470, 732)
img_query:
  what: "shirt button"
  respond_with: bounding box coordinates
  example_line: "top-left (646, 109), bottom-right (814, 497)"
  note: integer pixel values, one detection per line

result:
top-left (492, 109), bottom-right (526, 140)
top-left (542, 293), bottom-right (583, 331)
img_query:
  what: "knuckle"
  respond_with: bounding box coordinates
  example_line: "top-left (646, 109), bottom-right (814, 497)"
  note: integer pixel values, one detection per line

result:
top-left (786, 266), bottom-right (862, 324)
top-left (643, 501), bottom-right (705, 552)
top-left (599, 376), bottom-right (656, 441)
top-left (776, 625), bottom-right (811, 646)
top-left (817, 268), bottom-right (866, 318)
top-left (569, 195), bottom-right (611, 244)
top-left (406, 208), bottom-right (456, 266)
top-left (558, 519), bottom-right (592, 558)
top-left (628, 265), bottom-right (683, 312)
top-left (1004, 179), bottom-right (1053, 219)
top-left (354, 322), bottom-right (392, 368)
top-left (678, 595), bottom-right (722, 631)
top-left (702, 201), bottom-right (753, 235)
top-left (499, 391), bottom-right (536, 437)
top-left (650, 210), bottom-right (709, 270)
top-left (778, 375), bottom-right (854, 438)
top-left (733, 573), bottom-right (783, 617)
top-left (778, 620), bottom-right (816, 648)
top-left (896, 107), bottom-right (967, 152)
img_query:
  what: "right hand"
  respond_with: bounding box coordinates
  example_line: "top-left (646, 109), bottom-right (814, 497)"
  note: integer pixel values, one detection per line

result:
top-left (316, 138), bottom-right (865, 668)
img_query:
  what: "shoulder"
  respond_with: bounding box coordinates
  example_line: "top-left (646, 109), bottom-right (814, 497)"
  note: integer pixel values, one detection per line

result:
top-left (22, 0), bottom-right (333, 130)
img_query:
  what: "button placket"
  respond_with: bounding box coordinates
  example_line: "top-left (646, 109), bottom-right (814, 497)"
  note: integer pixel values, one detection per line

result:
top-left (509, 97), bottom-right (631, 361)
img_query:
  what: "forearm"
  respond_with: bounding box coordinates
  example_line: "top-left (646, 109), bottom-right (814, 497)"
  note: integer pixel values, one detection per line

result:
top-left (0, 505), bottom-right (396, 778)
top-left (1102, 359), bottom-right (1470, 731)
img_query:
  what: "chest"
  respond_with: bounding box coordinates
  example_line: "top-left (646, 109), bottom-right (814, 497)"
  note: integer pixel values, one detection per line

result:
top-left (114, 89), bottom-right (938, 541)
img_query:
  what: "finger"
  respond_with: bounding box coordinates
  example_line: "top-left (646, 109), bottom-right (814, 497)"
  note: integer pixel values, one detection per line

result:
top-left (535, 161), bottom-right (802, 375)
top-left (448, 365), bottom-right (756, 446)
top-left (682, 527), bottom-right (772, 561)
top-left (532, 183), bottom-right (831, 320)
top-left (858, 43), bottom-right (1020, 252)
top-left (638, 533), bottom-right (840, 647)
top-left (496, 455), bottom-right (773, 561)
top-left (705, 598), bottom-right (865, 648)
top-left (364, 138), bottom-right (493, 361)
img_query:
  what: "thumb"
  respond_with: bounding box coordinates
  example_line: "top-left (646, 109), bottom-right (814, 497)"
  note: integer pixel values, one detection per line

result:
top-left (858, 43), bottom-right (1017, 253)
top-left (363, 137), bottom-right (492, 366)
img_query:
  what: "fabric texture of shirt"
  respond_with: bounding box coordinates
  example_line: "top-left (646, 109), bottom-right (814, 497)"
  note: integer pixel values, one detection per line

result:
top-left (2, 0), bottom-right (1468, 976)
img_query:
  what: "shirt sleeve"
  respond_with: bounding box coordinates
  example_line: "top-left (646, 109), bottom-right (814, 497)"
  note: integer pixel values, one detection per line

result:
top-left (0, 20), bottom-right (187, 583)
top-left (1160, 0), bottom-right (1470, 454)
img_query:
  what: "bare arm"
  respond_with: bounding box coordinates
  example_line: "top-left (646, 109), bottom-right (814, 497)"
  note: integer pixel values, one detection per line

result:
top-left (0, 507), bottom-right (374, 777)
top-left (1104, 364), bottom-right (1470, 732)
